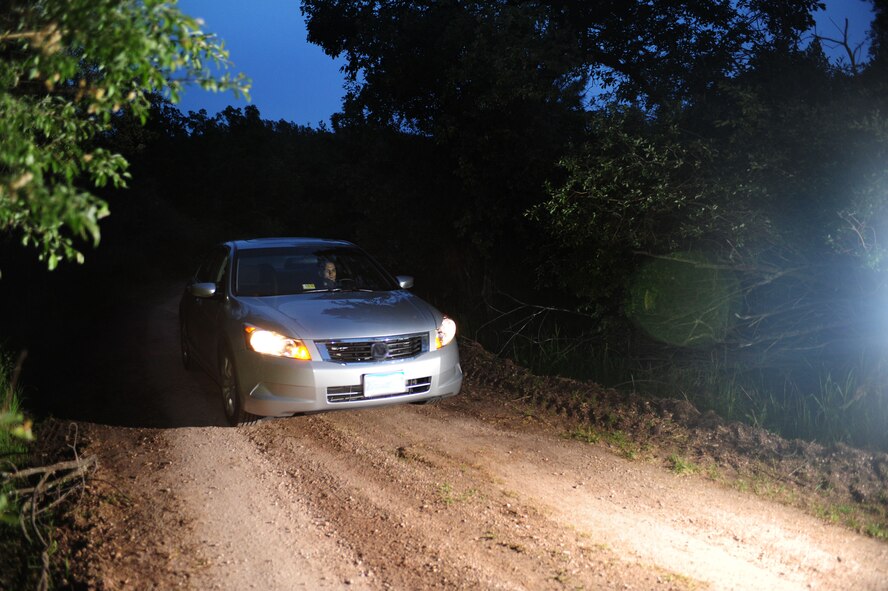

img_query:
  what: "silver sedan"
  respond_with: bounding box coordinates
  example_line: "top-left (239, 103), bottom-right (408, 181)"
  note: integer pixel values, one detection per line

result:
top-left (179, 238), bottom-right (463, 426)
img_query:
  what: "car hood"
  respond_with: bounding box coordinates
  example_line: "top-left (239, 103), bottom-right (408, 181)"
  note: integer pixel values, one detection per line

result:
top-left (240, 290), bottom-right (440, 340)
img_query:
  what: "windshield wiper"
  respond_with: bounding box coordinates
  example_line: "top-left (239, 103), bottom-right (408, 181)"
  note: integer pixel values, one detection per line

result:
top-left (330, 287), bottom-right (374, 293)
top-left (303, 287), bottom-right (374, 294)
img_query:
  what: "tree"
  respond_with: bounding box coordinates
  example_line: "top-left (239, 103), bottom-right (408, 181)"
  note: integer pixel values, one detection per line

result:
top-left (0, 0), bottom-right (249, 270)
top-left (535, 33), bottom-right (888, 358)
top-left (299, 0), bottom-right (822, 297)
top-left (302, 0), bottom-right (821, 122)
top-left (868, 0), bottom-right (888, 68)
top-left (529, 108), bottom-right (730, 318)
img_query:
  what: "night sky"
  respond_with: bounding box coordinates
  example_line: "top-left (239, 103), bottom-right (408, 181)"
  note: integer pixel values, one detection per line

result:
top-left (175, 0), bottom-right (878, 127)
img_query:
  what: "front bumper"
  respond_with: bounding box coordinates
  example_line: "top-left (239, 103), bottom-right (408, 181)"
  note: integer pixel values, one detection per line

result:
top-left (236, 342), bottom-right (463, 417)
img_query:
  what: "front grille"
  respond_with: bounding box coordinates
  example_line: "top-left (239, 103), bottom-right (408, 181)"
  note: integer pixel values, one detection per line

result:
top-left (319, 333), bottom-right (427, 363)
top-left (327, 376), bottom-right (432, 403)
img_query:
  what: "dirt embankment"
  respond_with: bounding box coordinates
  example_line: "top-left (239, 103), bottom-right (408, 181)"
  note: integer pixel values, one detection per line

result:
top-left (30, 289), bottom-right (888, 590)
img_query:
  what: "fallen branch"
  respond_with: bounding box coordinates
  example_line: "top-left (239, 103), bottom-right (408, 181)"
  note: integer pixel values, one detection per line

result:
top-left (2, 433), bottom-right (97, 553)
top-left (14, 457), bottom-right (96, 496)
top-left (2, 456), bottom-right (92, 481)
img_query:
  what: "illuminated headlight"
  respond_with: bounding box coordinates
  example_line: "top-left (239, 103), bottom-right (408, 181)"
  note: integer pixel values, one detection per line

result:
top-left (244, 325), bottom-right (311, 360)
top-left (435, 316), bottom-right (457, 349)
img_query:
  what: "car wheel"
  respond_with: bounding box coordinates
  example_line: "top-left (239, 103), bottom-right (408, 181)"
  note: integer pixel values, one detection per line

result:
top-left (220, 350), bottom-right (258, 427)
top-left (411, 397), bottom-right (442, 406)
top-left (180, 322), bottom-right (195, 371)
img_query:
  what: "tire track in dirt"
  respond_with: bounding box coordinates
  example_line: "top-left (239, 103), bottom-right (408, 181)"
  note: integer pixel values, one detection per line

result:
top-left (243, 411), bottom-right (683, 590)
top-left (243, 401), bottom-right (888, 591)
top-left (160, 425), bottom-right (373, 591)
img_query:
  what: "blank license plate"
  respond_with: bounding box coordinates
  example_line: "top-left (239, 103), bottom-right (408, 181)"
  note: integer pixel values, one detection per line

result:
top-left (363, 371), bottom-right (406, 397)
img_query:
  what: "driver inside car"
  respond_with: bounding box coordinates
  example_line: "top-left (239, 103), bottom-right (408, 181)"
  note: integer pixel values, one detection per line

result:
top-left (321, 260), bottom-right (337, 288)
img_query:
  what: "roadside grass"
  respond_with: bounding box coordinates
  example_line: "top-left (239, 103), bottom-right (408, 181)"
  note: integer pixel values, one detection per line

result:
top-left (567, 426), bottom-right (645, 460)
top-left (604, 430), bottom-right (641, 459)
top-left (436, 482), bottom-right (479, 506)
top-left (564, 407), bottom-right (887, 541)
top-left (0, 354), bottom-right (31, 459)
top-left (565, 418), bottom-right (888, 542)
top-left (730, 475), bottom-right (798, 505)
top-left (567, 426), bottom-right (600, 444)
top-left (666, 454), bottom-right (699, 476)
top-left (0, 350), bottom-right (93, 589)
top-left (1, 351), bottom-right (32, 516)
top-left (818, 503), bottom-right (855, 523)
top-left (503, 334), bottom-right (888, 453)
top-left (475, 338), bottom-right (888, 542)
top-left (704, 463), bottom-right (722, 482)
top-left (864, 523), bottom-right (888, 540)
top-left (659, 572), bottom-right (707, 590)
top-left (0, 350), bottom-right (38, 589)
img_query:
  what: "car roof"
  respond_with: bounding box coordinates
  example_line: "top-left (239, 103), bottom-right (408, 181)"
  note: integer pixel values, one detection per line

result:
top-left (229, 237), bottom-right (355, 251)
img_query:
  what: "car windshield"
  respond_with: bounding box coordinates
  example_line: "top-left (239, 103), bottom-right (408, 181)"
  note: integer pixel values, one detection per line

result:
top-left (234, 246), bottom-right (400, 297)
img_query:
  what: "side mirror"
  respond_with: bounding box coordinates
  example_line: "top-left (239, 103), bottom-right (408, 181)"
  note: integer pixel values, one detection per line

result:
top-left (189, 282), bottom-right (217, 298)
top-left (396, 275), bottom-right (414, 289)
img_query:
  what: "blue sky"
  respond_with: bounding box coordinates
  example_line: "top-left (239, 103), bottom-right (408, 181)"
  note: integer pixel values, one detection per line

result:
top-left (177, 0), bottom-right (345, 126)
top-left (176, 0), bottom-right (877, 127)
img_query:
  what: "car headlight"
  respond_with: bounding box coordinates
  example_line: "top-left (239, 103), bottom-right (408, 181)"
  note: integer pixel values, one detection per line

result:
top-left (435, 316), bottom-right (457, 349)
top-left (244, 325), bottom-right (311, 360)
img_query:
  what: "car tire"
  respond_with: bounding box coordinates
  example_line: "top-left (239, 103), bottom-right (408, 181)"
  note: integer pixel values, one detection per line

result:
top-left (180, 322), bottom-right (195, 371)
top-left (411, 397), bottom-right (442, 406)
top-left (220, 349), bottom-right (259, 427)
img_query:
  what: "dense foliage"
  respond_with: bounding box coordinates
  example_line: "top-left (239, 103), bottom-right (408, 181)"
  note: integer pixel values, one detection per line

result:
top-left (0, 0), bottom-right (248, 270)
top-left (537, 44), bottom-right (888, 349)
top-left (299, 0), bottom-right (823, 269)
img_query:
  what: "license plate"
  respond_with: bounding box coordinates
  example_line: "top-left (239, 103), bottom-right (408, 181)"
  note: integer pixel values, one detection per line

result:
top-left (363, 371), bottom-right (406, 397)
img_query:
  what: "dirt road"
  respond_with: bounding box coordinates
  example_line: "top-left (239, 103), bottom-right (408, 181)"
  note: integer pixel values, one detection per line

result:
top-left (53, 289), bottom-right (888, 590)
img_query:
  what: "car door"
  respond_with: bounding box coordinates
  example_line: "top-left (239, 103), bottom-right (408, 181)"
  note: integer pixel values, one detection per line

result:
top-left (185, 246), bottom-right (231, 372)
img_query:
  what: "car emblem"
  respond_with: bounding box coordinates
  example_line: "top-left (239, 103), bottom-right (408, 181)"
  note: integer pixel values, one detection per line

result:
top-left (371, 342), bottom-right (388, 360)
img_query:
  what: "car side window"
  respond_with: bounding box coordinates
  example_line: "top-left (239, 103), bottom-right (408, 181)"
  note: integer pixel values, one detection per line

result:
top-left (195, 247), bottom-right (229, 284)
top-left (211, 250), bottom-right (230, 284)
